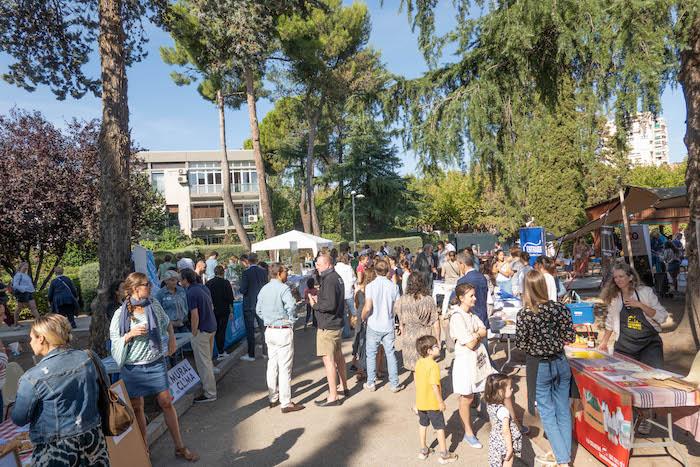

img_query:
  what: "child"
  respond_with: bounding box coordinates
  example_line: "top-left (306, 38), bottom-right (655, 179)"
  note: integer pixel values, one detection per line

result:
top-left (414, 335), bottom-right (458, 464)
top-left (484, 373), bottom-right (522, 467)
top-left (303, 277), bottom-right (317, 329)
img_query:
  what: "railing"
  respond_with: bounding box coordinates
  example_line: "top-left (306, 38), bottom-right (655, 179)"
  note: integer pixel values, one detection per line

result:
top-left (190, 183), bottom-right (259, 195)
top-left (191, 218), bottom-right (226, 229)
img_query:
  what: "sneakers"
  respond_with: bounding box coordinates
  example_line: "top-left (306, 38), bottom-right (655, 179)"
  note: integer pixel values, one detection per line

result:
top-left (389, 384), bottom-right (405, 393)
top-left (240, 355), bottom-right (255, 362)
top-left (638, 418), bottom-right (652, 435)
top-left (417, 448), bottom-right (433, 460)
top-left (438, 452), bottom-right (458, 464)
top-left (193, 395), bottom-right (217, 404)
top-left (535, 452), bottom-right (557, 465)
top-left (462, 435), bottom-right (482, 449)
top-left (216, 352), bottom-right (229, 361)
top-left (363, 382), bottom-right (376, 392)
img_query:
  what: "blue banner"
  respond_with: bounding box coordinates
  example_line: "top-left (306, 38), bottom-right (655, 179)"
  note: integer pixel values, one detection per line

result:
top-left (214, 300), bottom-right (247, 357)
top-left (520, 227), bottom-right (546, 265)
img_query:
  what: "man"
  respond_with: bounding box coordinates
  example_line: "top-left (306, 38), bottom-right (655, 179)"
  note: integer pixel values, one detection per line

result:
top-left (158, 254), bottom-right (177, 280)
top-left (180, 268), bottom-right (218, 403)
top-left (176, 253), bottom-right (195, 272)
top-left (361, 259), bottom-right (404, 393)
top-left (256, 263), bottom-right (305, 413)
top-left (453, 254), bottom-right (489, 329)
top-left (204, 251), bottom-right (219, 283)
top-left (334, 253), bottom-right (356, 339)
top-left (512, 251), bottom-right (532, 296)
top-left (308, 254), bottom-right (348, 406)
top-left (47, 267), bottom-right (79, 328)
top-left (206, 265), bottom-right (234, 360)
top-left (240, 253), bottom-right (268, 361)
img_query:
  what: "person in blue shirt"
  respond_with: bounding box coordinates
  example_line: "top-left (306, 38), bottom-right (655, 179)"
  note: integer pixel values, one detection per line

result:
top-left (204, 251), bottom-right (219, 283)
top-left (453, 253), bottom-right (489, 330)
top-left (256, 263), bottom-right (305, 413)
top-left (155, 270), bottom-right (189, 332)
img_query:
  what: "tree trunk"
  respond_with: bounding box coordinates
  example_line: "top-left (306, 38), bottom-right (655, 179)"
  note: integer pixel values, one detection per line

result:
top-left (679, 16), bottom-right (700, 348)
top-left (300, 183), bottom-right (311, 232)
top-left (90, 0), bottom-right (133, 356)
top-left (337, 125), bottom-right (345, 236)
top-left (217, 89), bottom-right (251, 251)
top-left (305, 104), bottom-right (323, 236)
top-left (244, 68), bottom-right (276, 238)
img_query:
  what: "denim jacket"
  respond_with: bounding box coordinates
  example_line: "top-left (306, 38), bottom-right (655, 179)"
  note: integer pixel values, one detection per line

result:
top-left (12, 348), bottom-right (103, 444)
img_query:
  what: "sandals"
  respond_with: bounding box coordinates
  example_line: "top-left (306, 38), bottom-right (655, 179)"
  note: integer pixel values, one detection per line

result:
top-left (175, 446), bottom-right (200, 462)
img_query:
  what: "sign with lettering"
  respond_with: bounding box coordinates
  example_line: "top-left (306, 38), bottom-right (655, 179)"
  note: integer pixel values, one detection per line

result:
top-left (168, 359), bottom-right (200, 402)
top-left (519, 227), bottom-right (546, 265)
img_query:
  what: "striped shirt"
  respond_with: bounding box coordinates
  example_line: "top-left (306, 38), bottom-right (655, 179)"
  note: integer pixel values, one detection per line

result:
top-left (110, 301), bottom-right (170, 366)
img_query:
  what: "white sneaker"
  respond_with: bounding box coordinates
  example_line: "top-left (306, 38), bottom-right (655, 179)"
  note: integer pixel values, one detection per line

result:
top-left (240, 355), bottom-right (255, 362)
top-left (217, 352), bottom-right (229, 361)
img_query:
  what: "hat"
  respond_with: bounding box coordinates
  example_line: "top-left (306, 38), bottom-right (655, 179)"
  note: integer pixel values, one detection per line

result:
top-left (162, 270), bottom-right (180, 281)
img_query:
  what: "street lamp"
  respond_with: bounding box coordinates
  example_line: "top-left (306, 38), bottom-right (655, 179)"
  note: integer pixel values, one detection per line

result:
top-left (351, 190), bottom-right (365, 253)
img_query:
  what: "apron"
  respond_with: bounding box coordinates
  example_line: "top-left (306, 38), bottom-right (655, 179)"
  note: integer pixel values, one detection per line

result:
top-left (613, 291), bottom-right (662, 359)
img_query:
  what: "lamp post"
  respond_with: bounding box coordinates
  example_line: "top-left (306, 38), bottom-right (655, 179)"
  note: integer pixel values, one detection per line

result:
top-left (351, 190), bottom-right (365, 252)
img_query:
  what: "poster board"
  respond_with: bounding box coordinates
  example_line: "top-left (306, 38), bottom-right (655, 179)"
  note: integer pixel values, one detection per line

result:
top-left (519, 227), bottom-right (545, 265)
top-left (106, 380), bottom-right (151, 467)
top-left (571, 366), bottom-right (633, 467)
top-left (600, 226), bottom-right (616, 257)
top-left (168, 359), bottom-right (200, 403)
top-left (621, 225), bottom-right (653, 286)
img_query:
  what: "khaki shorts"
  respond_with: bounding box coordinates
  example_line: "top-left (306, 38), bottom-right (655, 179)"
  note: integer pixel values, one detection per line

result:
top-left (316, 328), bottom-right (343, 357)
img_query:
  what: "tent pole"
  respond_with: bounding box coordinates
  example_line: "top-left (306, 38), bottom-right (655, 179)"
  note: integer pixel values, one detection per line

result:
top-left (620, 188), bottom-right (636, 270)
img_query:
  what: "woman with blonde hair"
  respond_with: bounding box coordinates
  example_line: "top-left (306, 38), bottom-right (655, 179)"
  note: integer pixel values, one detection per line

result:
top-left (13, 314), bottom-right (109, 466)
top-left (11, 262), bottom-right (40, 326)
top-left (110, 272), bottom-right (198, 462)
top-left (516, 270), bottom-right (575, 467)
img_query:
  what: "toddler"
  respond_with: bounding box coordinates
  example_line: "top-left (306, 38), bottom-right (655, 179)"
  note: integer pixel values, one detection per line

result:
top-left (484, 373), bottom-right (522, 467)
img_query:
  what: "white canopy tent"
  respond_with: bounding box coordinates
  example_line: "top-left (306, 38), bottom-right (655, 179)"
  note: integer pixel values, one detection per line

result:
top-left (251, 230), bottom-right (334, 258)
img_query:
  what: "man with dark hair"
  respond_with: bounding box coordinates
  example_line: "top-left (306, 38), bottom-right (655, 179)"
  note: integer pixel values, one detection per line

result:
top-left (207, 265), bottom-right (234, 360)
top-left (308, 254), bottom-right (348, 406)
top-left (453, 254), bottom-right (489, 329)
top-left (255, 263), bottom-right (304, 413)
top-left (158, 254), bottom-right (176, 280)
top-left (240, 253), bottom-right (268, 361)
top-left (180, 268), bottom-right (218, 403)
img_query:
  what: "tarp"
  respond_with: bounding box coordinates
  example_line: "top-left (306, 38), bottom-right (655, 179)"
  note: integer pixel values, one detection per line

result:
top-left (250, 229), bottom-right (334, 256)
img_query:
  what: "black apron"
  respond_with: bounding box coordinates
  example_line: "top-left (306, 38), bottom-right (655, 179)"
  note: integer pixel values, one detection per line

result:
top-left (613, 291), bottom-right (663, 365)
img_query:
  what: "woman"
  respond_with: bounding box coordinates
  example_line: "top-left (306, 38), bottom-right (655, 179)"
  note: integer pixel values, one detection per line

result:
top-left (662, 241), bottom-right (681, 292)
top-left (394, 274), bottom-right (440, 371)
top-left (598, 262), bottom-right (668, 366)
top-left (106, 279), bottom-right (125, 322)
top-left (110, 272), bottom-right (198, 462)
top-left (496, 249), bottom-right (518, 294)
top-left (400, 259), bottom-right (412, 295)
top-left (573, 238), bottom-right (590, 278)
top-left (11, 262), bottom-right (41, 326)
top-left (12, 315), bottom-right (109, 466)
top-left (534, 256), bottom-right (558, 302)
top-left (516, 270), bottom-right (575, 467)
top-left (352, 267), bottom-right (377, 380)
top-left (441, 250), bottom-right (461, 284)
top-left (155, 270), bottom-right (189, 332)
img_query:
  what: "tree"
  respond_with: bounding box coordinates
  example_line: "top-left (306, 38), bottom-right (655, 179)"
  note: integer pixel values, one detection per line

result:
top-left (0, 0), bottom-right (166, 354)
top-left (391, 1), bottom-right (700, 339)
top-left (277, 0), bottom-right (373, 236)
top-left (161, 2), bottom-right (252, 250)
top-left (627, 160), bottom-right (688, 188)
top-left (410, 171), bottom-right (482, 233)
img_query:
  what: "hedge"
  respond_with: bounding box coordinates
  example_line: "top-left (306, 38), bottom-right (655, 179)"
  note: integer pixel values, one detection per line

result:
top-left (79, 262), bottom-right (100, 310)
top-left (357, 236), bottom-right (424, 253)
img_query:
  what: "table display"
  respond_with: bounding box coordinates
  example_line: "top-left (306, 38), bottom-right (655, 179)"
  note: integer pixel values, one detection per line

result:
top-left (0, 420), bottom-right (30, 466)
top-left (566, 346), bottom-right (699, 466)
top-left (488, 298), bottom-right (521, 371)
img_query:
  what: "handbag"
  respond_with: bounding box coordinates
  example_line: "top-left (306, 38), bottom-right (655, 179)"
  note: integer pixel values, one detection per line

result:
top-left (474, 342), bottom-right (495, 383)
top-left (87, 350), bottom-right (135, 436)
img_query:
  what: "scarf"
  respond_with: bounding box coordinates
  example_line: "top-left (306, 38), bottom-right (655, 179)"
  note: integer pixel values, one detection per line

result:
top-left (119, 297), bottom-right (162, 354)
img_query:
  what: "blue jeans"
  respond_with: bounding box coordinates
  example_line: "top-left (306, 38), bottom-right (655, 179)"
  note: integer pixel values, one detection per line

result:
top-left (343, 298), bottom-right (355, 339)
top-left (535, 356), bottom-right (572, 464)
top-left (365, 327), bottom-right (399, 388)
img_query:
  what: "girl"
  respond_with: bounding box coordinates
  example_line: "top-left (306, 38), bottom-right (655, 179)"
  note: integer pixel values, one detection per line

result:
top-left (448, 283), bottom-right (494, 449)
top-left (485, 373), bottom-right (522, 467)
top-left (11, 262), bottom-right (41, 325)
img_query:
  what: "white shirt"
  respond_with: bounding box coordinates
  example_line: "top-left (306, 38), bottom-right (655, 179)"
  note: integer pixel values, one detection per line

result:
top-left (445, 242), bottom-right (456, 253)
top-left (334, 262), bottom-right (356, 300)
top-left (605, 285), bottom-right (668, 337)
top-left (543, 272), bottom-right (558, 302)
top-left (365, 276), bottom-right (399, 333)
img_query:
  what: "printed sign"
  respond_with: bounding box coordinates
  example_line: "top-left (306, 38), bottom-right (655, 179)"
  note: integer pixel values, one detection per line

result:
top-left (600, 226), bottom-right (616, 257)
top-left (168, 359), bottom-right (200, 402)
top-left (571, 367), bottom-right (633, 467)
top-left (519, 227), bottom-right (546, 265)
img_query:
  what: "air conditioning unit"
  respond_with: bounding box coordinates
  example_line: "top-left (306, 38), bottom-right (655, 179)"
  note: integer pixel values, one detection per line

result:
top-left (247, 214), bottom-right (258, 224)
top-left (177, 175), bottom-right (188, 184)
top-left (178, 168), bottom-right (187, 175)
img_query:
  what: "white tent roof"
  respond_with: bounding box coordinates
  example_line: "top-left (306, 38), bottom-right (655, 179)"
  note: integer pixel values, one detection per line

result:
top-left (251, 230), bottom-right (334, 256)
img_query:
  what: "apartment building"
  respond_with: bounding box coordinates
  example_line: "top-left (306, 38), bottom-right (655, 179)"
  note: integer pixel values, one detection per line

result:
top-left (607, 112), bottom-right (670, 166)
top-left (137, 150), bottom-right (261, 242)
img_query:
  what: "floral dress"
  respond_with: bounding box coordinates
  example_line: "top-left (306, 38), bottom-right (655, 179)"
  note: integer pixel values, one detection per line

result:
top-left (395, 294), bottom-right (438, 370)
top-left (487, 403), bottom-right (522, 467)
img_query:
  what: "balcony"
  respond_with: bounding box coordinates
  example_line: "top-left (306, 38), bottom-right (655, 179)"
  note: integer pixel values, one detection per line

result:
top-left (190, 183), bottom-right (259, 195)
top-left (191, 217), bottom-right (254, 231)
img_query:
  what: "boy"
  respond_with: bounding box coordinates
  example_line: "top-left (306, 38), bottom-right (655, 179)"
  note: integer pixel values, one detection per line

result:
top-left (415, 335), bottom-right (458, 464)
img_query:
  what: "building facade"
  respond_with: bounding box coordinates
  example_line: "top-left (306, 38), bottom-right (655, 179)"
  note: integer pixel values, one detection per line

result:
top-left (607, 113), bottom-right (670, 166)
top-left (137, 150), bottom-right (260, 242)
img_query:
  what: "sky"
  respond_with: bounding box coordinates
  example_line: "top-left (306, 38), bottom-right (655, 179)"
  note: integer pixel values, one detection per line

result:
top-left (0, 1), bottom-right (689, 175)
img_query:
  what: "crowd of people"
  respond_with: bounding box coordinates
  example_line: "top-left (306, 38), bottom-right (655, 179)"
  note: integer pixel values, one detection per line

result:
top-left (0, 233), bottom-right (678, 467)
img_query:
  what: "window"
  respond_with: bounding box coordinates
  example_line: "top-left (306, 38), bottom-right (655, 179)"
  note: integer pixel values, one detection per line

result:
top-left (229, 161), bottom-right (258, 193)
top-left (235, 203), bottom-right (259, 224)
top-left (189, 162), bottom-right (222, 194)
top-left (151, 172), bottom-right (165, 194)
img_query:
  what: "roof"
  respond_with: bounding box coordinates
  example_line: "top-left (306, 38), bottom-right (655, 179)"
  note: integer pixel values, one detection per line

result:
top-left (251, 230), bottom-right (334, 255)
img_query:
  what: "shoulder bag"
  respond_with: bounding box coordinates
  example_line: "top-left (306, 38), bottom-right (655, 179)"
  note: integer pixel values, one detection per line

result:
top-left (87, 350), bottom-right (135, 436)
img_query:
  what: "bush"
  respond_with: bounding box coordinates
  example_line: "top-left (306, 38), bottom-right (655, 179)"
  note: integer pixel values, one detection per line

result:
top-left (153, 244), bottom-right (250, 265)
top-left (357, 236), bottom-right (424, 253)
top-left (139, 227), bottom-right (203, 252)
top-left (79, 262), bottom-right (100, 310)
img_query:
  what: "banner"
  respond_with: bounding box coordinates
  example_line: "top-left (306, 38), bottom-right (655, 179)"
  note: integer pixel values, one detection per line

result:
top-left (600, 226), bottom-right (616, 257)
top-left (572, 367), bottom-right (633, 467)
top-left (168, 359), bottom-right (200, 402)
top-left (214, 300), bottom-right (247, 357)
top-left (519, 227), bottom-right (545, 265)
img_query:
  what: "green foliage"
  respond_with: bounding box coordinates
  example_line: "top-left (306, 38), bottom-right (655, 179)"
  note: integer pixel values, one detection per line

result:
top-left (410, 171), bottom-right (482, 233)
top-left (79, 261), bottom-right (100, 310)
top-left (61, 242), bottom-right (98, 268)
top-left (139, 227), bottom-right (203, 251)
top-left (626, 160), bottom-right (687, 188)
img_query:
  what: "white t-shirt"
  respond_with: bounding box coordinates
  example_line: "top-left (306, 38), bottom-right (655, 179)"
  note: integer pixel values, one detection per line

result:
top-left (365, 276), bottom-right (400, 333)
top-left (334, 262), bottom-right (356, 300)
top-left (543, 272), bottom-right (558, 302)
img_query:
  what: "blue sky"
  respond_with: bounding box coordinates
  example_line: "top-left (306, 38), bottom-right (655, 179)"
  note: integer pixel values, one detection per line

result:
top-left (0, 1), bottom-right (688, 174)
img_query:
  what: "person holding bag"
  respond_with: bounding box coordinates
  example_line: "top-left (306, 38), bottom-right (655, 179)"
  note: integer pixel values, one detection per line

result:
top-left (12, 314), bottom-right (109, 466)
top-left (110, 272), bottom-right (199, 462)
top-left (516, 270), bottom-right (575, 467)
top-left (448, 283), bottom-right (496, 450)
top-left (48, 266), bottom-right (80, 329)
